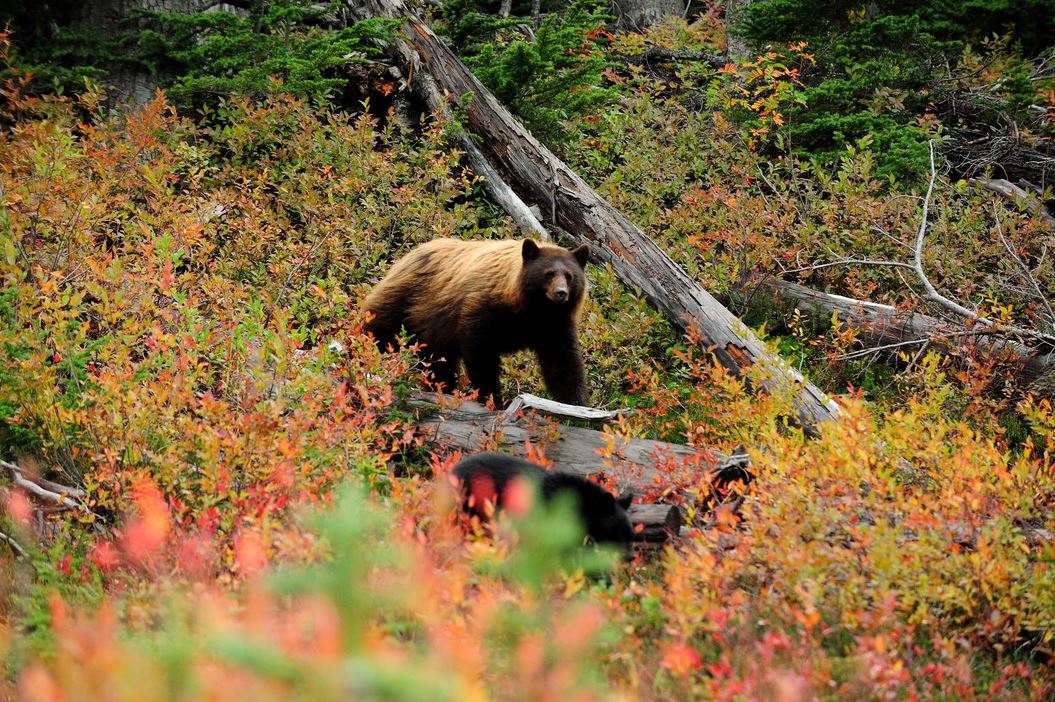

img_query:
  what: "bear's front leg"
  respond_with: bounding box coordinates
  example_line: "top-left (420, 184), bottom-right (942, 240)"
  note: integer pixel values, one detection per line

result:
top-left (535, 334), bottom-right (588, 406)
top-left (463, 348), bottom-right (503, 407)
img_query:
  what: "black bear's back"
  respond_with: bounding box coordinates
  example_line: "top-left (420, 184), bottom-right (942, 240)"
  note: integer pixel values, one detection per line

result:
top-left (452, 452), bottom-right (547, 517)
top-left (451, 453), bottom-right (634, 557)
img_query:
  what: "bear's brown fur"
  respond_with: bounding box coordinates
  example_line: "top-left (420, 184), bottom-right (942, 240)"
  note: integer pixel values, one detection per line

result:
top-left (363, 238), bottom-right (590, 406)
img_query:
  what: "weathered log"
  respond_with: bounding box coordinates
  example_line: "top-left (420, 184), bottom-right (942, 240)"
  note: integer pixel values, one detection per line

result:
top-left (627, 503), bottom-right (683, 542)
top-left (350, 1), bottom-right (841, 435)
top-left (755, 277), bottom-right (1055, 396)
top-left (413, 394), bottom-right (751, 493)
top-left (630, 48), bottom-right (726, 68)
top-left (971, 178), bottom-right (1055, 227)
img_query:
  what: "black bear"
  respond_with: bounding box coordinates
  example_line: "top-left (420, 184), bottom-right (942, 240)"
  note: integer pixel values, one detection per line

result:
top-left (451, 452), bottom-right (635, 558)
top-left (363, 238), bottom-right (589, 406)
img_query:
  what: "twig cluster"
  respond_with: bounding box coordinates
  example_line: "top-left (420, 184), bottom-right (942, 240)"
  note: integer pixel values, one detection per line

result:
top-left (778, 140), bottom-right (1055, 362)
top-left (1, 458), bottom-right (88, 560)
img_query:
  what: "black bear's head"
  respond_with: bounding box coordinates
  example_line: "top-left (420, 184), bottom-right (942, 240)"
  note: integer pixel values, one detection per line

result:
top-left (543, 472), bottom-right (635, 560)
top-left (591, 491), bottom-right (635, 561)
top-left (520, 239), bottom-right (589, 308)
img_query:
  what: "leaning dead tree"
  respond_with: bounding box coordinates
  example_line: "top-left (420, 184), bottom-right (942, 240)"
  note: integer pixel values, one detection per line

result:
top-left (413, 393), bottom-right (754, 542)
top-left (348, 1), bottom-right (842, 435)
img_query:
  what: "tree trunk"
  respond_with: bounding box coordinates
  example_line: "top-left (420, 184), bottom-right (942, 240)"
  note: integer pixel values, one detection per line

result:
top-left (754, 277), bottom-right (1055, 396)
top-left (610, 0), bottom-right (683, 31)
top-left (724, 0), bottom-right (756, 62)
top-left (77, 0), bottom-right (204, 104)
top-left (349, 1), bottom-right (843, 435)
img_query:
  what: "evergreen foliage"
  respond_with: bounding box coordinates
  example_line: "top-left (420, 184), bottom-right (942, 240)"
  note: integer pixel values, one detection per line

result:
top-left (438, 0), bottom-right (616, 149)
top-left (0, 0), bottom-right (396, 106)
top-left (738, 0), bottom-right (1055, 181)
top-left (137, 3), bottom-right (397, 107)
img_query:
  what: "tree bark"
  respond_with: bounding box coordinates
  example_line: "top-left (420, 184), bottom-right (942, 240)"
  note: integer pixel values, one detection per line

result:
top-left (349, 1), bottom-right (843, 435)
top-left (610, 0), bottom-right (683, 31)
top-left (754, 277), bottom-right (1055, 396)
top-left (724, 0), bottom-right (756, 62)
top-left (77, 0), bottom-right (207, 104)
top-left (627, 503), bottom-right (683, 542)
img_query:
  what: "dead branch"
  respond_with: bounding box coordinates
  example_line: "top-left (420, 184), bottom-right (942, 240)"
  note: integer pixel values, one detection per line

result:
top-left (500, 393), bottom-right (632, 424)
top-left (0, 528), bottom-right (29, 560)
top-left (754, 277), bottom-right (1055, 396)
top-left (912, 141), bottom-right (1055, 347)
top-left (1, 459), bottom-right (84, 508)
top-left (993, 203), bottom-right (1055, 329)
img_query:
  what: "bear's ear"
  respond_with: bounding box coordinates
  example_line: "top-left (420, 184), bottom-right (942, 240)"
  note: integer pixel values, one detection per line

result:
top-left (522, 239), bottom-right (541, 262)
top-left (571, 244), bottom-right (590, 268)
top-left (616, 492), bottom-right (633, 510)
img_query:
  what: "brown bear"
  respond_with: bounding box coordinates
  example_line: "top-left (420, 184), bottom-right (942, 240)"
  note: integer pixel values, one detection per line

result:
top-left (363, 238), bottom-right (590, 406)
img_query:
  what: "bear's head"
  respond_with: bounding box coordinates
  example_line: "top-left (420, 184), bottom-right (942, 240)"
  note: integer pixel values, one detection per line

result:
top-left (520, 239), bottom-right (589, 307)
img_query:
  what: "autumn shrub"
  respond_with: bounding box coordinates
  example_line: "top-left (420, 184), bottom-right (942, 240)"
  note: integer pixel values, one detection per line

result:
top-left (0, 24), bottom-right (503, 609)
top-left (593, 351), bottom-right (1055, 700)
top-left (0, 25), bottom-right (678, 671)
top-left (4, 16), bottom-right (1055, 702)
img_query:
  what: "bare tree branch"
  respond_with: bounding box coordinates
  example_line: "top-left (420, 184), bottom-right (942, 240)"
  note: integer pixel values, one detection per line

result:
top-left (912, 142), bottom-right (1055, 347)
top-left (779, 258), bottom-right (915, 275)
top-left (1, 459), bottom-right (83, 508)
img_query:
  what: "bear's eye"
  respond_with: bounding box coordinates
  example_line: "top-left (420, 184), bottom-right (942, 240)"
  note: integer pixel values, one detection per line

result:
top-left (545, 271), bottom-right (555, 279)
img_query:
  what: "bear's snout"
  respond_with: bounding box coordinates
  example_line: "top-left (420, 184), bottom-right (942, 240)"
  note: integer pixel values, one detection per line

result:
top-left (548, 272), bottom-right (571, 302)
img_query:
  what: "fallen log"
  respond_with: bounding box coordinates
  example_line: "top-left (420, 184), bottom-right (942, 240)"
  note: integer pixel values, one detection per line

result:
top-left (627, 503), bottom-right (683, 543)
top-left (971, 178), bottom-right (1055, 227)
top-left (413, 393), bottom-right (755, 541)
top-left (754, 278), bottom-right (1055, 396)
top-left (350, 1), bottom-right (841, 436)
